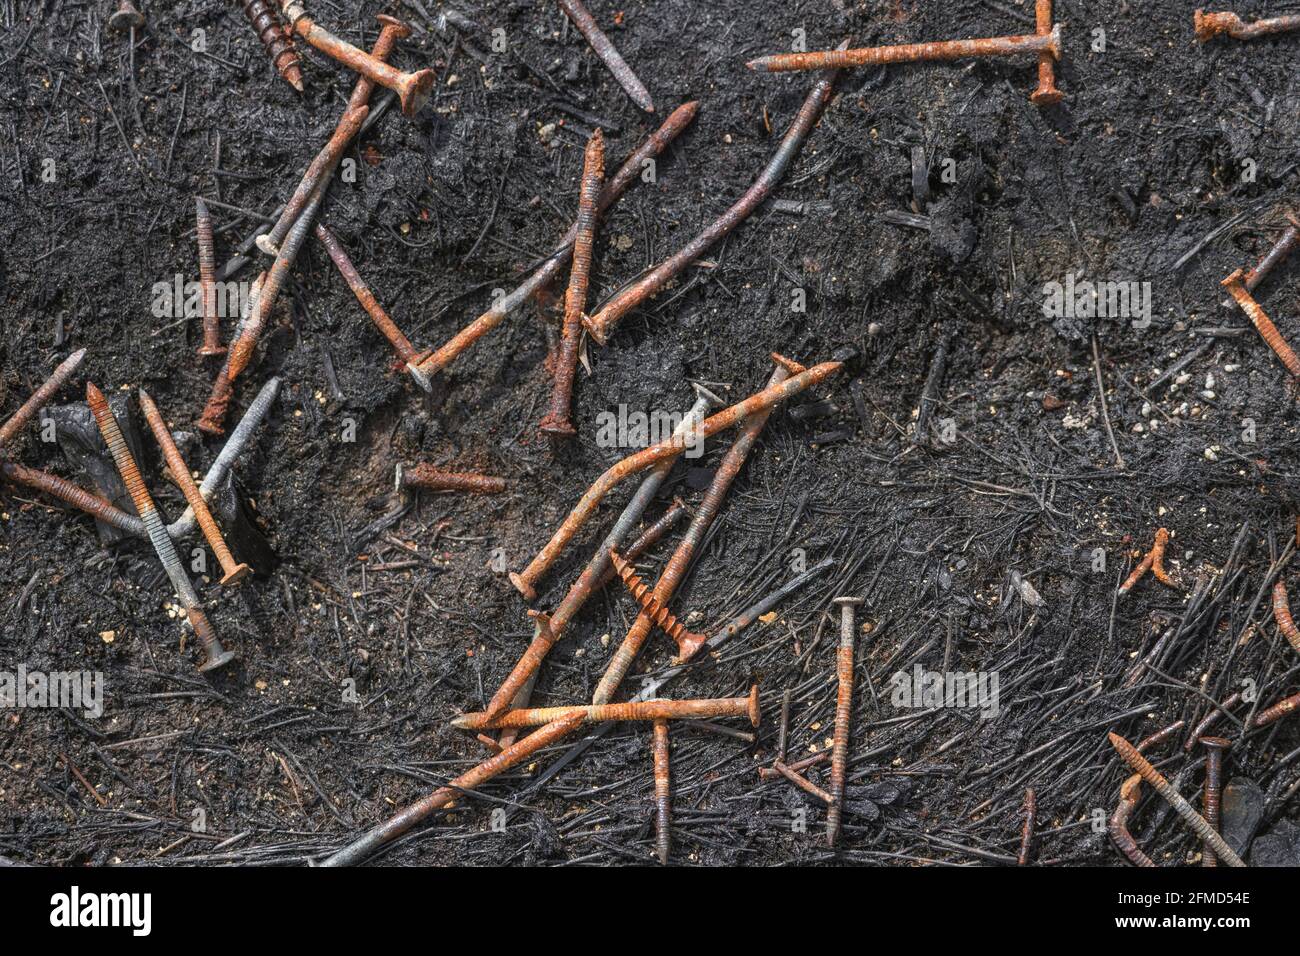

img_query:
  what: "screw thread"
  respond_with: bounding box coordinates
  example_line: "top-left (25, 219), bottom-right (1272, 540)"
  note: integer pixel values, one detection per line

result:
top-left (608, 550), bottom-right (703, 650)
top-left (1273, 580), bottom-right (1300, 653)
top-left (652, 719), bottom-right (670, 864)
top-left (242, 0), bottom-right (304, 90)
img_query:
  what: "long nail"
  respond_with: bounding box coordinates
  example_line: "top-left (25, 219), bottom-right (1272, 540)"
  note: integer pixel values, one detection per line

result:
top-left (318, 712), bottom-right (583, 866)
top-left (652, 719), bottom-right (670, 864)
top-left (593, 363), bottom-right (791, 703)
top-left (138, 388), bottom-right (251, 586)
top-left (259, 17), bottom-right (407, 256)
top-left (1030, 0), bottom-right (1063, 106)
top-left (1107, 732), bottom-right (1245, 867)
top-left (453, 685), bottom-right (759, 730)
top-left (0, 461), bottom-right (144, 536)
top-left (1199, 737), bottom-right (1230, 866)
top-left (255, 105), bottom-right (369, 257)
top-left (558, 0), bottom-right (654, 112)
top-left (413, 102), bottom-right (699, 379)
top-left (280, 1), bottom-right (434, 116)
top-left (583, 62), bottom-right (842, 345)
top-left (773, 759), bottom-right (835, 805)
top-left (483, 388), bottom-right (717, 719)
top-left (826, 595), bottom-right (861, 847)
top-left (510, 361), bottom-right (842, 600)
top-left (746, 26), bottom-right (1061, 73)
top-left (1195, 9), bottom-right (1300, 41)
top-left (195, 199), bottom-right (225, 356)
top-left (1243, 213), bottom-right (1300, 290)
top-left (540, 128), bottom-right (605, 439)
top-left (315, 224), bottom-right (430, 390)
top-left (87, 383), bottom-right (236, 672)
top-left (0, 349), bottom-right (87, 449)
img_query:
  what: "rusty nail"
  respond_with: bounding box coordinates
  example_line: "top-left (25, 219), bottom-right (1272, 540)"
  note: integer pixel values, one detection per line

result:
top-left (0, 349), bottom-right (87, 449)
top-left (1242, 214), bottom-right (1300, 291)
top-left (652, 719), bottom-right (670, 864)
top-left (414, 102), bottom-right (699, 380)
top-left (1018, 787), bottom-right (1037, 865)
top-left (1110, 774), bottom-right (1157, 868)
top-left (195, 198), bottom-right (225, 357)
top-left (1195, 9), bottom-right (1300, 42)
top-left (318, 712), bottom-right (584, 866)
top-left (1, 461), bottom-right (144, 536)
top-left (256, 105), bottom-right (370, 256)
top-left (773, 759), bottom-right (836, 805)
top-left (1119, 527), bottom-right (1177, 595)
top-left (1030, 0), bottom-right (1063, 106)
top-left (138, 388), bottom-right (251, 586)
top-left (593, 363), bottom-right (794, 701)
top-left (1199, 736), bottom-right (1231, 867)
top-left (482, 392), bottom-right (716, 722)
top-left (279, 1), bottom-right (434, 117)
top-left (1273, 579), bottom-right (1300, 653)
top-left (396, 464), bottom-right (507, 495)
top-left (1106, 732), bottom-right (1244, 866)
top-left (314, 224), bottom-right (431, 391)
top-left (453, 685), bottom-right (759, 731)
top-left (557, 0), bottom-right (654, 112)
top-left (758, 750), bottom-right (830, 781)
top-left (746, 25), bottom-right (1061, 73)
top-left (87, 383), bottom-right (237, 673)
top-left (540, 128), bottom-right (605, 439)
top-left (241, 0), bottom-right (304, 91)
top-left (512, 360), bottom-right (841, 603)
top-left (1222, 268), bottom-right (1300, 377)
top-left (258, 19), bottom-right (404, 256)
top-left (583, 64), bottom-right (842, 346)
top-left (826, 595), bottom-right (861, 847)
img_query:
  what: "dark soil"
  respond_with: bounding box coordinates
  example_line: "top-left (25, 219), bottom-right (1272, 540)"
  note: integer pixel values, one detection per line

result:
top-left (1, 0), bottom-right (1299, 867)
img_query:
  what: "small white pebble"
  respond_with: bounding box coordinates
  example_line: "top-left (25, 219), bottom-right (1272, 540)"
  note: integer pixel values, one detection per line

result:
top-left (1204, 447), bottom-right (1219, 461)
top-left (1200, 390), bottom-right (1216, 400)
top-left (1205, 373), bottom-right (1216, 389)
top-left (1224, 364), bottom-right (1239, 373)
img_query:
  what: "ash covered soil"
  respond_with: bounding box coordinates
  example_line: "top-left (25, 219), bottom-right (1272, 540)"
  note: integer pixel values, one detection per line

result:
top-left (1, 0), bottom-right (1299, 866)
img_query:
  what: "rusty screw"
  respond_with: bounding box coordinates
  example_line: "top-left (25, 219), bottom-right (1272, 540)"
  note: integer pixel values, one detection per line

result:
top-left (1030, 0), bottom-right (1063, 106)
top-left (1199, 736), bottom-right (1231, 867)
top-left (746, 24), bottom-right (1062, 73)
top-left (86, 384), bottom-right (236, 673)
top-left (1221, 268), bottom-right (1300, 377)
top-left (607, 548), bottom-right (706, 656)
top-left (452, 685), bottom-right (760, 731)
top-left (540, 128), bottom-right (605, 439)
top-left (773, 759), bottom-right (836, 805)
top-left (0, 349), bottom-right (87, 449)
top-left (241, 0), bottom-right (304, 91)
top-left (1195, 9), bottom-right (1300, 42)
top-left (138, 388), bottom-right (251, 586)
top-left (652, 719), bottom-right (670, 864)
top-left (1, 461), bottom-right (144, 536)
top-left (279, 0), bottom-right (434, 117)
top-left (826, 595), bottom-right (861, 847)
top-left (1107, 732), bottom-right (1245, 866)
top-left (396, 464), bottom-right (507, 495)
top-left (195, 198), bottom-right (225, 357)
top-left (557, 0), bottom-right (654, 112)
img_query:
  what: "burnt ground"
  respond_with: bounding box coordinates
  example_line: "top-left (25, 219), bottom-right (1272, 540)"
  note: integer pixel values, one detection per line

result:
top-left (0, 0), bottom-right (1299, 868)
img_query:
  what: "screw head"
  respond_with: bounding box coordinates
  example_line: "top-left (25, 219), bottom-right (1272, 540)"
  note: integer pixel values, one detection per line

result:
top-left (538, 415), bottom-right (576, 439)
top-left (509, 571), bottom-right (537, 602)
top-left (1200, 736), bottom-right (1232, 752)
top-left (690, 382), bottom-right (725, 409)
top-left (220, 562), bottom-right (253, 587)
top-left (198, 343), bottom-right (227, 357)
top-left (255, 234), bottom-right (280, 257)
top-left (198, 647), bottom-right (238, 673)
top-left (832, 595), bottom-right (864, 607)
top-left (747, 685), bottom-right (761, 728)
top-left (108, 0), bottom-right (144, 32)
top-left (398, 68), bottom-right (437, 117)
top-left (376, 14), bottom-right (413, 40)
top-left (405, 363), bottom-right (433, 393)
top-left (1220, 268), bottom-right (1247, 290)
top-left (1030, 85), bottom-right (1064, 107)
